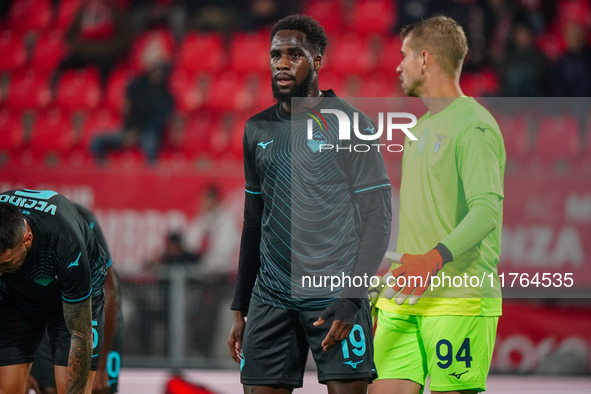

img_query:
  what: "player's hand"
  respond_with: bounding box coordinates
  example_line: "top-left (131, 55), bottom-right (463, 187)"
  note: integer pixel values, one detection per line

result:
top-left (92, 366), bottom-right (111, 394)
top-left (26, 375), bottom-right (42, 394)
top-left (383, 249), bottom-right (443, 305)
top-left (228, 310), bottom-right (247, 363)
top-left (313, 298), bottom-right (361, 351)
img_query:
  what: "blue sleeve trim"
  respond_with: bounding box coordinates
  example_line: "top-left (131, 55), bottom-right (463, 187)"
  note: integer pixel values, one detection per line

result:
top-left (245, 189), bottom-right (262, 195)
top-left (106, 258), bottom-right (113, 268)
top-left (62, 288), bottom-right (92, 303)
top-left (354, 183), bottom-right (391, 194)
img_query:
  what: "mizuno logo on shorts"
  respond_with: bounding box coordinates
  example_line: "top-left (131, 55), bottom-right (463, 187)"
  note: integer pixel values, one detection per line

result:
top-left (449, 370), bottom-right (469, 379)
top-left (343, 360), bottom-right (363, 369)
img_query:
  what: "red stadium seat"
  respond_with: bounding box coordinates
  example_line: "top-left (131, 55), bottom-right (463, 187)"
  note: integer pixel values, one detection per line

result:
top-left (555, 0), bottom-right (591, 29)
top-left (176, 33), bottom-right (224, 75)
top-left (252, 77), bottom-right (275, 113)
top-left (6, 69), bottom-right (52, 110)
top-left (229, 33), bottom-right (269, 75)
top-left (205, 72), bottom-right (246, 113)
top-left (461, 69), bottom-right (500, 97)
top-left (0, 109), bottom-right (27, 152)
top-left (326, 34), bottom-right (374, 76)
top-left (535, 32), bottom-right (565, 62)
top-left (209, 112), bottom-right (246, 161)
top-left (318, 71), bottom-right (345, 96)
top-left (176, 111), bottom-right (217, 159)
top-left (348, 0), bottom-right (395, 38)
top-left (0, 32), bottom-right (27, 73)
top-left (8, 0), bottom-right (53, 34)
top-left (55, 68), bottom-right (102, 111)
top-left (359, 72), bottom-right (397, 97)
top-left (31, 30), bottom-right (69, 74)
top-left (128, 28), bottom-right (175, 73)
top-left (496, 113), bottom-right (531, 161)
top-left (81, 108), bottom-right (121, 149)
top-left (169, 69), bottom-right (209, 113)
top-left (29, 108), bottom-right (77, 161)
top-left (302, 0), bottom-right (344, 34)
top-left (533, 114), bottom-right (581, 165)
top-left (375, 35), bottom-right (403, 74)
top-left (55, 0), bottom-right (83, 32)
top-left (104, 67), bottom-right (135, 112)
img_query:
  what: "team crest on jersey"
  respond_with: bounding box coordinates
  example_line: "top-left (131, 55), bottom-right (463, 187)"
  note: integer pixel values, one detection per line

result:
top-left (434, 133), bottom-right (447, 153)
top-left (307, 130), bottom-right (327, 153)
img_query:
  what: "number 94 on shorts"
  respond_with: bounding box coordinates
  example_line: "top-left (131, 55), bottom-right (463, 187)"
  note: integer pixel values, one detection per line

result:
top-left (373, 311), bottom-right (498, 393)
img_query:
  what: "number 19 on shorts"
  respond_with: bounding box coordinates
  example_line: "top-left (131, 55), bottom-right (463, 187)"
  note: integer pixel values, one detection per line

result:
top-left (341, 324), bottom-right (366, 368)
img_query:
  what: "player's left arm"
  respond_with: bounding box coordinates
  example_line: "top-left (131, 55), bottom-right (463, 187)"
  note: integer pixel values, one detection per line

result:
top-left (387, 121), bottom-right (505, 304)
top-left (57, 234), bottom-right (94, 393)
top-left (62, 297), bottom-right (93, 394)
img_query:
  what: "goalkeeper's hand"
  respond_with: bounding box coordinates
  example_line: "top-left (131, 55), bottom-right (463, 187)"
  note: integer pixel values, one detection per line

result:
top-left (383, 249), bottom-right (444, 306)
top-left (313, 298), bottom-right (361, 351)
top-left (368, 276), bottom-right (384, 325)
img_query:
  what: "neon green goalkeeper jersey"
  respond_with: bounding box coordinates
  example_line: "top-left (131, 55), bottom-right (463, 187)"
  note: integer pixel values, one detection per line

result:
top-left (377, 97), bottom-right (505, 316)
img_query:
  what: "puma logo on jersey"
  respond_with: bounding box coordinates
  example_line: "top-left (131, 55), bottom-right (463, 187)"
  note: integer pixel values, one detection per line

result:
top-left (67, 252), bottom-right (82, 269)
top-left (449, 370), bottom-right (469, 379)
top-left (257, 140), bottom-right (274, 149)
top-left (343, 360), bottom-right (363, 369)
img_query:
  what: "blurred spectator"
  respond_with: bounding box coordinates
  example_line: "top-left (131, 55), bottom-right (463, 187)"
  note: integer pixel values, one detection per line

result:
top-left (513, 0), bottom-right (556, 35)
top-left (189, 185), bottom-right (240, 357)
top-left (497, 23), bottom-right (550, 96)
top-left (483, 0), bottom-right (517, 63)
top-left (130, 0), bottom-right (186, 40)
top-left (56, 0), bottom-right (133, 86)
top-left (90, 61), bottom-right (174, 165)
top-left (553, 23), bottom-right (591, 97)
top-left (395, 0), bottom-right (435, 32)
top-left (239, 0), bottom-right (300, 32)
top-left (184, 0), bottom-right (239, 35)
top-left (434, 0), bottom-right (488, 70)
top-left (150, 231), bottom-right (200, 266)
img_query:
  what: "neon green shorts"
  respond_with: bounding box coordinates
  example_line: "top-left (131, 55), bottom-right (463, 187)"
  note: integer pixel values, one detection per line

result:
top-left (373, 310), bottom-right (498, 392)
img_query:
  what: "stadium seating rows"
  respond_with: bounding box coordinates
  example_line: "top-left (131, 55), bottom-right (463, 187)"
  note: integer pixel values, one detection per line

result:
top-left (0, 0), bottom-right (589, 169)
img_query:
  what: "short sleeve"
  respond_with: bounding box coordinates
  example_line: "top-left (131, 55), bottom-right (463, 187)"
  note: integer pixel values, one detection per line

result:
top-left (456, 122), bottom-right (505, 201)
top-left (56, 237), bottom-right (92, 303)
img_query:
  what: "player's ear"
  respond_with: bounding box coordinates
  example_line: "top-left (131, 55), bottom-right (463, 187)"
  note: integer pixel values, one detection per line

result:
top-left (23, 230), bottom-right (33, 249)
top-left (421, 50), bottom-right (429, 71)
top-left (314, 55), bottom-right (323, 71)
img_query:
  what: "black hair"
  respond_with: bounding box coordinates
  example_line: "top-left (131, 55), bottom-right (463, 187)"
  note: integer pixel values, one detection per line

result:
top-left (0, 203), bottom-right (25, 253)
top-left (271, 14), bottom-right (328, 55)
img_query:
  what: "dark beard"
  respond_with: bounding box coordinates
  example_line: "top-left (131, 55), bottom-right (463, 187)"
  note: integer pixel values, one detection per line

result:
top-left (272, 70), bottom-right (314, 103)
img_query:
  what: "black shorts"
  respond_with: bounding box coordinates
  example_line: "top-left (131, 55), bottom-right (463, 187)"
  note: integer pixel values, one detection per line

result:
top-left (30, 308), bottom-right (123, 392)
top-left (240, 297), bottom-right (378, 388)
top-left (0, 296), bottom-right (104, 371)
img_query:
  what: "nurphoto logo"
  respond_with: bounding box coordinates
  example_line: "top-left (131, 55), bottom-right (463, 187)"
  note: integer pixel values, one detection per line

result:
top-left (305, 108), bottom-right (418, 153)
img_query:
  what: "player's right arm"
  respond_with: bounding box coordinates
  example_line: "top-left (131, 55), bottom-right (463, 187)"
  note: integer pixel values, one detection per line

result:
top-left (228, 123), bottom-right (263, 363)
top-left (63, 297), bottom-right (93, 394)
